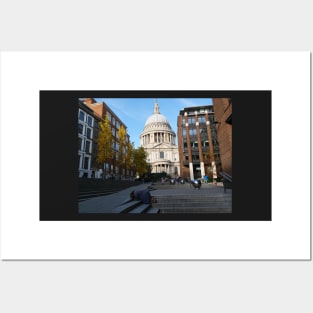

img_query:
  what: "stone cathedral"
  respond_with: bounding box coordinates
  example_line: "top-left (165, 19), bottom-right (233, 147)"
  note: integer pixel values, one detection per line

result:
top-left (140, 100), bottom-right (180, 176)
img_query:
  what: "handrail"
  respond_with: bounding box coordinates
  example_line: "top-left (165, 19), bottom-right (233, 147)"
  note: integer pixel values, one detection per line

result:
top-left (220, 171), bottom-right (232, 182)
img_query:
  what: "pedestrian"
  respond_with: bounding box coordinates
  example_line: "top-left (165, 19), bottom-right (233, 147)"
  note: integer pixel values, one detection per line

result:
top-left (130, 189), bottom-right (157, 204)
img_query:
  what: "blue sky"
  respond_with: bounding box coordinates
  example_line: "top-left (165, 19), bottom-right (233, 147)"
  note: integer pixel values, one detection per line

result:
top-left (95, 98), bottom-right (212, 147)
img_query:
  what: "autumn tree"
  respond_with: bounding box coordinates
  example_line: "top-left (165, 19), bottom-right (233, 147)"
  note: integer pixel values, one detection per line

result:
top-left (125, 141), bottom-right (135, 176)
top-left (132, 146), bottom-right (148, 176)
top-left (204, 150), bottom-right (217, 180)
top-left (117, 125), bottom-right (128, 175)
top-left (97, 112), bottom-right (113, 175)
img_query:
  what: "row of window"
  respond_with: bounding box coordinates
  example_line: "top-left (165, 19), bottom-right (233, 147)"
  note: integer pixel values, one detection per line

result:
top-left (79, 135), bottom-right (129, 154)
top-left (79, 108), bottom-right (124, 139)
top-left (183, 141), bottom-right (209, 149)
top-left (78, 123), bottom-right (93, 139)
top-left (78, 137), bottom-right (92, 154)
top-left (78, 154), bottom-right (91, 170)
top-left (106, 111), bottom-right (121, 129)
top-left (182, 115), bottom-right (214, 125)
top-left (182, 126), bottom-right (214, 137)
top-left (79, 110), bottom-right (94, 127)
top-left (184, 153), bottom-right (221, 162)
top-left (147, 151), bottom-right (178, 161)
top-left (79, 123), bottom-right (128, 146)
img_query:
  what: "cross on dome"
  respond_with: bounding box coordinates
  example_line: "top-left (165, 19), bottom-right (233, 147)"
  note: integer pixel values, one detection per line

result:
top-left (154, 99), bottom-right (160, 114)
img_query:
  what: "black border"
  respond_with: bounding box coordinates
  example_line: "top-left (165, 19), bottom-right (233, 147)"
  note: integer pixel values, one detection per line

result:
top-left (40, 91), bottom-right (271, 221)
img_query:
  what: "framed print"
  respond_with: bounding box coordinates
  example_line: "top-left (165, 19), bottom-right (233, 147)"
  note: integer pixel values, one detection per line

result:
top-left (0, 51), bottom-right (310, 260)
top-left (40, 90), bottom-right (271, 222)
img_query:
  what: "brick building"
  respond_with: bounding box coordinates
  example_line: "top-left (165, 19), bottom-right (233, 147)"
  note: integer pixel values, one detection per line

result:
top-left (212, 98), bottom-right (232, 177)
top-left (177, 104), bottom-right (222, 181)
top-left (79, 98), bottom-right (131, 178)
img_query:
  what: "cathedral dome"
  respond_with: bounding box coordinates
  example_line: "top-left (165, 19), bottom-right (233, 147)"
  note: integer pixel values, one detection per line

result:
top-left (143, 100), bottom-right (173, 132)
top-left (144, 113), bottom-right (171, 128)
top-left (140, 100), bottom-right (180, 176)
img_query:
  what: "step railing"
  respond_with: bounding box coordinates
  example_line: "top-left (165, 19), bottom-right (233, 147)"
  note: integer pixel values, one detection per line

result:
top-left (220, 171), bottom-right (232, 193)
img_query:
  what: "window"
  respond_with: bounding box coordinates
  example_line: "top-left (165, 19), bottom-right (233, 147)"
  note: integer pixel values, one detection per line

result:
top-left (86, 127), bottom-right (92, 139)
top-left (189, 128), bottom-right (196, 136)
top-left (203, 140), bottom-right (209, 147)
top-left (87, 116), bottom-right (93, 127)
top-left (188, 117), bottom-right (195, 124)
top-left (85, 140), bottom-right (91, 153)
top-left (200, 127), bottom-right (207, 135)
top-left (78, 123), bottom-right (84, 135)
top-left (93, 128), bottom-right (98, 138)
top-left (198, 116), bottom-right (206, 123)
top-left (79, 111), bottom-right (85, 122)
top-left (78, 138), bottom-right (82, 151)
top-left (78, 155), bottom-right (81, 169)
top-left (84, 157), bottom-right (90, 169)
top-left (160, 151), bottom-right (164, 159)
top-left (192, 155), bottom-right (199, 161)
top-left (191, 141), bottom-right (199, 148)
top-left (116, 121), bottom-right (120, 129)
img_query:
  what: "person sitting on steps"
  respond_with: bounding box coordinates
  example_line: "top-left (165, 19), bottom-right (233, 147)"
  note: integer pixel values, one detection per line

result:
top-left (130, 189), bottom-right (157, 204)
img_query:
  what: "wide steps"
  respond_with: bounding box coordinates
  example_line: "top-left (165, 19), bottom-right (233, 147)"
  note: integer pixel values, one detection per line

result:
top-left (152, 194), bottom-right (231, 210)
top-left (111, 200), bottom-right (160, 214)
top-left (145, 208), bottom-right (160, 214)
top-left (111, 200), bottom-right (142, 213)
top-left (158, 207), bottom-right (231, 213)
top-left (129, 203), bottom-right (151, 214)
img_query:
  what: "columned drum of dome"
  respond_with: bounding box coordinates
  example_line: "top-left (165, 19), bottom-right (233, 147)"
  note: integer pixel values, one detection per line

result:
top-left (140, 100), bottom-right (180, 176)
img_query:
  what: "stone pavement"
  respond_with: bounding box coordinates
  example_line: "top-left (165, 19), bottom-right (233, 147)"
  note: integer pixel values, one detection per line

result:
top-left (78, 182), bottom-right (152, 213)
top-left (78, 182), bottom-right (232, 214)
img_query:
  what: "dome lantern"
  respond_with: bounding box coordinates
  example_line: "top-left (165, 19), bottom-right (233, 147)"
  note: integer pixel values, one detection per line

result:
top-left (154, 99), bottom-right (160, 114)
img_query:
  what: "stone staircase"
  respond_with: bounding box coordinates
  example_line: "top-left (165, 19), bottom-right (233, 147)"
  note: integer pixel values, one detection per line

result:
top-left (111, 200), bottom-right (160, 214)
top-left (149, 184), bottom-right (232, 213)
